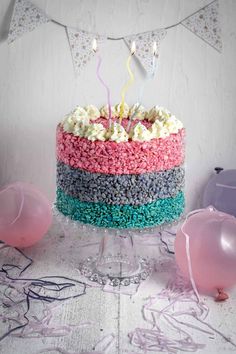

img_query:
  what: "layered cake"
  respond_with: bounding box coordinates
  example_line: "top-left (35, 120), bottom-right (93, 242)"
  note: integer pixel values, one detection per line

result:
top-left (56, 103), bottom-right (185, 229)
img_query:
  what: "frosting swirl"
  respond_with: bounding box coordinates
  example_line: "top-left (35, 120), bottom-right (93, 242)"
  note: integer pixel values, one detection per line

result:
top-left (62, 115), bottom-right (75, 133)
top-left (84, 123), bottom-right (107, 141)
top-left (130, 122), bottom-right (153, 141)
top-left (149, 120), bottom-right (164, 138)
top-left (107, 122), bottom-right (129, 143)
top-left (164, 115), bottom-right (183, 134)
top-left (71, 106), bottom-right (90, 125)
top-left (129, 103), bottom-right (147, 120)
top-left (157, 126), bottom-right (170, 139)
top-left (84, 105), bottom-right (100, 121)
top-left (115, 102), bottom-right (130, 119)
top-left (73, 122), bottom-right (87, 137)
top-left (147, 106), bottom-right (171, 122)
top-left (100, 105), bottom-right (116, 119)
top-left (149, 121), bottom-right (170, 139)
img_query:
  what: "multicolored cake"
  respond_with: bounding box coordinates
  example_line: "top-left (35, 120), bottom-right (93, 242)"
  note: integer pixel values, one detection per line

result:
top-left (56, 103), bottom-right (185, 229)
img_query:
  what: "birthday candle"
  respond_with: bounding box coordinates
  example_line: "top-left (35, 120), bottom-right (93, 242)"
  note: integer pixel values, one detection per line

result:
top-left (92, 39), bottom-right (112, 128)
top-left (127, 41), bottom-right (157, 132)
top-left (152, 41), bottom-right (157, 77)
top-left (119, 41), bottom-right (136, 124)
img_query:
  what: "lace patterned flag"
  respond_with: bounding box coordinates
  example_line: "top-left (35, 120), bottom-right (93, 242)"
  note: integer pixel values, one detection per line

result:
top-left (8, 0), bottom-right (50, 44)
top-left (124, 29), bottom-right (167, 76)
top-left (181, 0), bottom-right (222, 52)
top-left (66, 27), bottom-right (107, 75)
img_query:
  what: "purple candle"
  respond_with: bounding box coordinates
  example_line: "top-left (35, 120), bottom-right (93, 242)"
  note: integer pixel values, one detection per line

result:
top-left (92, 39), bottom-right (112, 128)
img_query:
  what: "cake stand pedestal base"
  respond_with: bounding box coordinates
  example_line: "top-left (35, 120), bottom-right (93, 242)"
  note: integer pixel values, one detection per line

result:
top-left (79, 230), bottom-right (153, 287)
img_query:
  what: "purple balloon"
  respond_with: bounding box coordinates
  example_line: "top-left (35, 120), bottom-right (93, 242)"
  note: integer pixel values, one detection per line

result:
top-left (203, 169), bottom-right (236, 217)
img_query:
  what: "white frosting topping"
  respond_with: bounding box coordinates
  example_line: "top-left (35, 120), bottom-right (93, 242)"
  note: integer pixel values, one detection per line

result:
top-left (62, 115), bottom-right (75, 133)
top-left (84, 123), bottom-right (107, 141)
top-left (107, 122), bottom-right (129, 143)
top-left (61, 104), bottom-right (184, 142)
top-left (71, 106), bottom-right (90, 125)
top-left (73, 122), bottom-right (87, 137)
top-left (147, 106), bottom-right (171, 122)
top-left (129, 103), bottom-right (147, 120)
top-left (164, 115), bottom-right (183, 134)
top-left (85, 105), bottom-right (100, 121)
top-left (130, 122), bottom-right (153, 142)
top-left (115, 102), bottom-right (130, 119)
top-left (157, 126), bottom-right (170, 139)
top-left (100, 104), bottom-right (116, 119)
top-left (149, 120), bottom-right (164, 138)
top-left (149, 120), bottom-right (173, 139)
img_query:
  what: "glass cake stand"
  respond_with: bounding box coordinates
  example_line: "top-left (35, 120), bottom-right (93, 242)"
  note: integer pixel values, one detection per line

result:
top-left (53, 205), bottom-right (182, 286)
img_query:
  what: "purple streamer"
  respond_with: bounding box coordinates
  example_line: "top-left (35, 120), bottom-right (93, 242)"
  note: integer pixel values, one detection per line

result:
top-left (129, 236), bottom-right (236, 352)
top-left (0, 244), bottom-right (87, 343)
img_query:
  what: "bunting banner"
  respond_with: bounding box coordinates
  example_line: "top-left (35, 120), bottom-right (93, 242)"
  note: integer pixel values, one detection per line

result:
top-left (124, 29), bottom-right (167, 76)
top-left (66, 28), bottom-right (107, 75)
top-left (181, 0), bottom-right (222, 52)
top-left (8, 0), bottom-right (50, 44)
top-left (7, 0), bottom-right (222, 75)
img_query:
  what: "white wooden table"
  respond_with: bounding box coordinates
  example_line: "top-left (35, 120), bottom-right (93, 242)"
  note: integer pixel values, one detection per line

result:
top-left (0, 218), bottom-right (236, 354)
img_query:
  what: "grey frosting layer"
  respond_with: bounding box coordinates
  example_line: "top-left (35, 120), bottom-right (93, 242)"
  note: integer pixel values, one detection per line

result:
top-left (56, 161), bottom-right (184, 205)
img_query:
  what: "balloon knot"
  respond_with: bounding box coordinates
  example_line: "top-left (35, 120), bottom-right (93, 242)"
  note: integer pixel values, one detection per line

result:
top-left (215, 288), bottom-right (229, 302)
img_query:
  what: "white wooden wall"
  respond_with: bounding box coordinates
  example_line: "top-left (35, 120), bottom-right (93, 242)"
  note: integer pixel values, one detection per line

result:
top-left (0, 0), bottom-right (236, 211)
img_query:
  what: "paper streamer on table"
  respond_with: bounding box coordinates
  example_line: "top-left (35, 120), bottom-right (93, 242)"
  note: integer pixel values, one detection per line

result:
top-left (123, 29), bottom-right (167, 76)
top-left (181, 0), bottom-right (222, 52)
top-left (66, 28), bottom-right (107, 75)
top-left (8, 0), bottom-right (50, 44)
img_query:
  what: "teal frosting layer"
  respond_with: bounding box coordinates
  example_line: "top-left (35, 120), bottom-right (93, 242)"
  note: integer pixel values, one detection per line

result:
top-left (56, 188), bottom-right (185, 229)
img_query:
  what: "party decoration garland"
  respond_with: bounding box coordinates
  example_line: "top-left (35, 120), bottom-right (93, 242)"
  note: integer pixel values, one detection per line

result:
top-left (181, 0), bottom-right (222, 52)
top-left (7, 0), bottom-right (222, 75)
top-left (124, 29), bottom-right (167, 76)
top-left (7, 0), bottom-right (50, 44)
top-left (66, 28), bottom-right (106, 75)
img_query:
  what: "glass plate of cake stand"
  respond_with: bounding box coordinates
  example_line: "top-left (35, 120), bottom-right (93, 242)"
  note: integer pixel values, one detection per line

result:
top-left (53, 206), bottom-right (182, 287)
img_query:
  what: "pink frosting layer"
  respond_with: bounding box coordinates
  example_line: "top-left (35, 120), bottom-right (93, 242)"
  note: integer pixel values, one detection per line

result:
top-left (56, 125), bottom-right (185, 175)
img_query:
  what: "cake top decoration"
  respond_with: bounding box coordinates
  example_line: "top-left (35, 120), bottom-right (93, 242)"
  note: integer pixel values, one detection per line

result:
top-left (61, 103), bottom-right (183, 143)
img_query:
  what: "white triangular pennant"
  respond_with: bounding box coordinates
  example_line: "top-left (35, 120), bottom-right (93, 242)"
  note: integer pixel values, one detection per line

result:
top-left (8, 0), bottom-right (50, 44)
top-left (181, 0), bottom-right (222, 52)
top-left (124, 29), bottom-right (167, 76)
top-left (66, 28), bottom-right (107, 75)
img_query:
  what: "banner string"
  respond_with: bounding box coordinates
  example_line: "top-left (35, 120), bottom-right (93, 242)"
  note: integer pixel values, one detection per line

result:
top-left (50, 0), bottom-right (217, 41)
top-left (8, 0), bottom-right (221, 74)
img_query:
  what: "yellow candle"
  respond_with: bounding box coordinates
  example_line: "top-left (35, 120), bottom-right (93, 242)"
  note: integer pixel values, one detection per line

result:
top-left (127, 42), bottom-right (157, 132)
top-left (119, 41), bottom-right (136, 123)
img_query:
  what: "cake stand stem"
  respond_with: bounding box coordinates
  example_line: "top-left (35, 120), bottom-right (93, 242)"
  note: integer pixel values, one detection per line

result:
top-left (96, 230), bottom-right (140, 278)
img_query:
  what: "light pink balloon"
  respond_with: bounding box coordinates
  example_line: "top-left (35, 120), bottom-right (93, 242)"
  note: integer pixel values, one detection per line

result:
top-left (175, 208), bottom-right (236, 292)
top-left (0, 182), bottom-right (52, 248)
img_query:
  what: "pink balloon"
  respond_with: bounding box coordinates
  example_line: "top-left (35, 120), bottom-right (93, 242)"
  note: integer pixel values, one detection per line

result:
top-left (0, 182), bottom-right (52, 248)
top-left (175, 208), bottom-right (236, 292)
